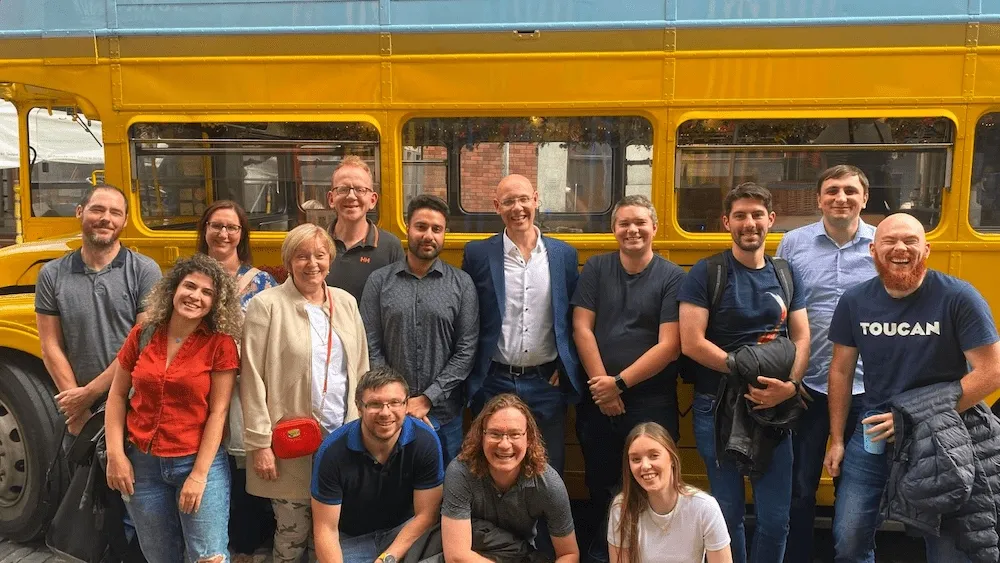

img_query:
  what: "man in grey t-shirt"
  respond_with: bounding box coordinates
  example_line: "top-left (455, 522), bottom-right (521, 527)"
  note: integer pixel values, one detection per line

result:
top-left (441, 394), bottom-right (578, 563)
top-left (34, 185), bottom-right (161, 437)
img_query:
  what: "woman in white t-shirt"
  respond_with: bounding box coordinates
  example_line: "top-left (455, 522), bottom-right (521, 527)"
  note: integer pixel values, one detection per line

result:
top-left (608, 422), bottom-right (732, 563)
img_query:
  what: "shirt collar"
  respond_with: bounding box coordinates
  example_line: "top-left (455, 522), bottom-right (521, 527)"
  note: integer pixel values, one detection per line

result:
top-left (192, 320), bottom-right (213, 336)
top-left (346, 417), bottom-right (417, 453)
top-left (501, 228), bottom-right (546, 258)
top-left (811, 218), bottom-right (875, 246)
top-left (70, 245), bottom-right (128, 274)
top-left (329, 219), bottom-right (379, 249)
top-left (398, 257), bottom-right (445, 278)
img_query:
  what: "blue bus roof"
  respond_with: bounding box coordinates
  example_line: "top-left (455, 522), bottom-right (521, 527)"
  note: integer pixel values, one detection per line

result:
top-left (2, 0), bottom-right (999, 37)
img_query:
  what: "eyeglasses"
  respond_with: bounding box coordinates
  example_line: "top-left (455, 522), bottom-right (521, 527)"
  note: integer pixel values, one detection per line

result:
top-left (207, 222), bottom-right (242, 234)
top-left (333, 186), bottom-right (374, 196)
top-left (362, 399), bottom-right (407, 412)
top-left (483, 429), bottom-right (526, 442)
top-left (498, 196), bottom-right (532, 209)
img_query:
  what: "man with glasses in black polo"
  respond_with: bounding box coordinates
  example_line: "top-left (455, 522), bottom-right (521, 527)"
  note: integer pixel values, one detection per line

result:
top-left (325, 155), bottom-right (404, 303)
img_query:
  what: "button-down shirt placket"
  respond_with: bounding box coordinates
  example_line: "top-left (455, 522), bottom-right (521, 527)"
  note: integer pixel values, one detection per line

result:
top-left (495, 231), bottom-right (557, 367)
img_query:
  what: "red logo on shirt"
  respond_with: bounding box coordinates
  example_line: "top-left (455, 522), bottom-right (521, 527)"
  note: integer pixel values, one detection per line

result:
top-left (359, 256), bottom-right (371, 264)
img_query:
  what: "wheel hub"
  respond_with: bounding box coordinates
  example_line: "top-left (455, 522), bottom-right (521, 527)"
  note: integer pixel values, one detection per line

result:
top-left (0, 402), bottom-right (28, 508)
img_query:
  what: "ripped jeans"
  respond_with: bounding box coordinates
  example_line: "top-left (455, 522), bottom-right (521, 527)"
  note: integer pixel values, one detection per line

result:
top-left (125, 445), bottom-right (231, 563)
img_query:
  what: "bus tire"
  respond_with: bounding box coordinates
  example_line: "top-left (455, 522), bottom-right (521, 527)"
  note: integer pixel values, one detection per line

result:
top-left (0, 352), bottom-right (65, 542)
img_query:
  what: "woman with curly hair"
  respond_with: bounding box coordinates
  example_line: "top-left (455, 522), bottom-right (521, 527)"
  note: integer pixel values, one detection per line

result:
top-left (441, 393), bottom-right (579, 563)
top-left (105, 253), bottom-right (241, 563)
top-left (196, 200), bottom-right (277, 562)
top-left (608, 423), bottom-right (731, 563)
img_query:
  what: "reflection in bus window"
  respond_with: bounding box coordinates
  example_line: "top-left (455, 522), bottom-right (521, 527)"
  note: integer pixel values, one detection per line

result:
top-left (971, 113), bottom-right (1000, 232)
top-left (402, 116), bottom-right (653, 233)
top-left (129, 122), bottom-right (379, 231)
top-left (27, 107), bottom-right (104, 217)
top-left (675, 118), bottom-right (953, 233)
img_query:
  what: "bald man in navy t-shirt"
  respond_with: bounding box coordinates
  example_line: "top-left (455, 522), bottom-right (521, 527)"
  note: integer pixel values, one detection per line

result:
top-left (824, 213), bottom-right (1000, 563)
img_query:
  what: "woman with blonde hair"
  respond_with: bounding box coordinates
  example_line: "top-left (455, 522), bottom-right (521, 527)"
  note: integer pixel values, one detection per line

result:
top-left (241, 223), bottom-right (370, 563)
top-left (609, 423), bottom-right (732, 563)
top-left (105, 253), bottom-right (242, 563)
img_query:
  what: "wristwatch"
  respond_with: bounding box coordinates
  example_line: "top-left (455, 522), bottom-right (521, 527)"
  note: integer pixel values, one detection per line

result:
top-left (379, 553), bottom-right (396, 563)
top-left (614, 374), bottom-right (628, 393)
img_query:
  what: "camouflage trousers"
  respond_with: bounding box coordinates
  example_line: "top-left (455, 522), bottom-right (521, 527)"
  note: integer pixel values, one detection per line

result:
top-left (271, 498), bottom-right (316, 563)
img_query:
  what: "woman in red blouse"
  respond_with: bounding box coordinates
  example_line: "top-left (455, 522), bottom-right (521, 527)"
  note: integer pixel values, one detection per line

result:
top-left (105, 253), bottom-right (242, 563)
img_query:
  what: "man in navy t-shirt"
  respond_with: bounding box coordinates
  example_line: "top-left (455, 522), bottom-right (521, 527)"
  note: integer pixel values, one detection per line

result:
top-left (823, 213), bottom-right (1000, 563)
top-left (677, 182), bottom-right (810, 563)
top-left (312, 367), bottom-right (444, 563)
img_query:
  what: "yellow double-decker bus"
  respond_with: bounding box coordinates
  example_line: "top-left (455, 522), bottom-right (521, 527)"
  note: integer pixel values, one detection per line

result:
top-left (2, 0), bottom-right (1000, 541)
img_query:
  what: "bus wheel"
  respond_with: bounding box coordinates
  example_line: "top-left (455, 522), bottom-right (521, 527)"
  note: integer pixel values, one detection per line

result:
top-left (0, 353), bottom-right (65, 541)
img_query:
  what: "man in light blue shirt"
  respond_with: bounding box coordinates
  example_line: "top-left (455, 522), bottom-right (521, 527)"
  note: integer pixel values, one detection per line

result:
top-left (776, 165), bottom-right (876, 563)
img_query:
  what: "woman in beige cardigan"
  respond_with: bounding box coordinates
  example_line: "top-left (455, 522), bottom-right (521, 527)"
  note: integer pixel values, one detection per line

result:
top-left (241, 223), bottom-right (370, 563)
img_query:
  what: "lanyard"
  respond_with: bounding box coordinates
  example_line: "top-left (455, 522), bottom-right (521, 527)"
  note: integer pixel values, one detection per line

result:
top-left (322, 291), bottom-right (335, 395)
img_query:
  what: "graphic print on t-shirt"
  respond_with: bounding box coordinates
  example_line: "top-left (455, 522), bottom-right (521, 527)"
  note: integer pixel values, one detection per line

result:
top-left (758, 292), bottom-right (789, 344)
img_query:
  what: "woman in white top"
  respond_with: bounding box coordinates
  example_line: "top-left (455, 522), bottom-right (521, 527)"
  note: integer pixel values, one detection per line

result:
top-left (608, 422), bottom-right (732, 563)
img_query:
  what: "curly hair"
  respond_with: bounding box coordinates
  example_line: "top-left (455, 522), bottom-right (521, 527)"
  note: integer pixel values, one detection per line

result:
top-left (457, 393), bottom-right (547, 479)
top-left (613, 423), bottom-right (692, 563)
top-left (141, 254), bottom-right (242, 337)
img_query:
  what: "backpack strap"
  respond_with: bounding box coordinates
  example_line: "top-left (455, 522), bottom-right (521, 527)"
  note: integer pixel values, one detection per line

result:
top-left (766, 255), bottom-right (795, 312)
top-left (705, 250), bottom-right (731, 317)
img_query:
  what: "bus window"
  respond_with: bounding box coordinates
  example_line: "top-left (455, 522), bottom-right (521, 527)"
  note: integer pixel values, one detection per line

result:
top-left (0, 101), bottom-right (18, 243)
top-left (971, 113), bottom-right (1000, 232)
top-left (675, 117), bottom-right (953, 233)
top-left (27, 107), bottom-right (104, 217)
top-left (402, 116), bottom-right (654, 233)
top-left (129, 122), bottom-right (379, 232)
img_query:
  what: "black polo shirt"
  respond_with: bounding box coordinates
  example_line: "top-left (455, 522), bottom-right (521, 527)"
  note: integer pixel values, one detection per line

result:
top-left (325, 219), bottom-right (404, 303)
top-left (311, 416), bottom-right (444, 537)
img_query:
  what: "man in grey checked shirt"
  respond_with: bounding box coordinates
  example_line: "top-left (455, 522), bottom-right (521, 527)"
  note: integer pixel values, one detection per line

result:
top-left (361, 194), bottom-right (479, 464)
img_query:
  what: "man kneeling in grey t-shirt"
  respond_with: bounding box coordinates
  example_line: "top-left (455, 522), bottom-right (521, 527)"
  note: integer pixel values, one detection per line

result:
top-left (441, 394), bottom-right (579, 563)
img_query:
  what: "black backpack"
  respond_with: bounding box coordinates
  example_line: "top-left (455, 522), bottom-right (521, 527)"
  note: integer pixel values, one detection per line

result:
top-left (678, 250), bottom-right (795, 385)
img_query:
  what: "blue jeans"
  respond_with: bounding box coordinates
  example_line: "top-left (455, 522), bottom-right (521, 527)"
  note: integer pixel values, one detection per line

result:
top-left (125, 446), bottom-right (231, 563)
top-left (784, 391), bottom-right (863, 563)
top-left (473, 364), bottom-right (566, 473)
top-left (577, 393), bottom-right (679, 563)
top-left (693, 393), bottom-right (792, 563)
top-left (340, 522), bottom-right (405, 563)
top-left (832, 421), bottom-right (888, 563)
top-left (427, 414), bottom-right (463, 466)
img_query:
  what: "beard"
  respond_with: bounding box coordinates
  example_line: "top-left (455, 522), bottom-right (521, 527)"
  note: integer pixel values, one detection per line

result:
top-left (83, 222), bottom-right (121, 248)
top-left (874, 250), bottom-right (927, 293)
top-left (732, 227), bottom-right (766, 252)
top-left (408, 240), bottom-right (441, 261)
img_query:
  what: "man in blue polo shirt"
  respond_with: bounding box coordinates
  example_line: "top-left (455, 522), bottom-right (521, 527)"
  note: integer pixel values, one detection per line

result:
top-left (312, 367), bottom-right (445, 563)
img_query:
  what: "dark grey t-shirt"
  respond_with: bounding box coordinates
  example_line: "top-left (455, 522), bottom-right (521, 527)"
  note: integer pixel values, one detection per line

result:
top-left (34, 247), bottom-right (161, 385)
top-left (441, 459), bottom-right (574, 543)
top-left (326, 220), bottom-right (404, 303)
top-left (571, 252), bottom-right (685, 402)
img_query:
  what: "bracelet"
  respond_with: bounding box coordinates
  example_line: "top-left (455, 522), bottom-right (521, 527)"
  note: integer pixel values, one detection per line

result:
top-left (188, 476), bottom-right (206, 485)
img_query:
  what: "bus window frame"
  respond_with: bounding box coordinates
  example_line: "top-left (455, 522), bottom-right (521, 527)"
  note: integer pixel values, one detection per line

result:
top-left (125, 117), bottom-right (382, 234)
top-left (670, 112), bottom-right (958, 238)
top-left (969, 109), bottom-right (1000, 236)
top-left (399, 114), bottom-right (656, 234)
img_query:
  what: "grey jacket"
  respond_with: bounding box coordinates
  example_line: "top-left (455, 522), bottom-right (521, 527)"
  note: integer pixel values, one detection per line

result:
top-left (883, 381), bottom-right (1000, 563)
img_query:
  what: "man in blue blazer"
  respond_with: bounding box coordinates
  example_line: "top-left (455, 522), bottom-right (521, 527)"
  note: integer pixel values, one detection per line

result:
top-left (461, 174), bottom-right (582, 473)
